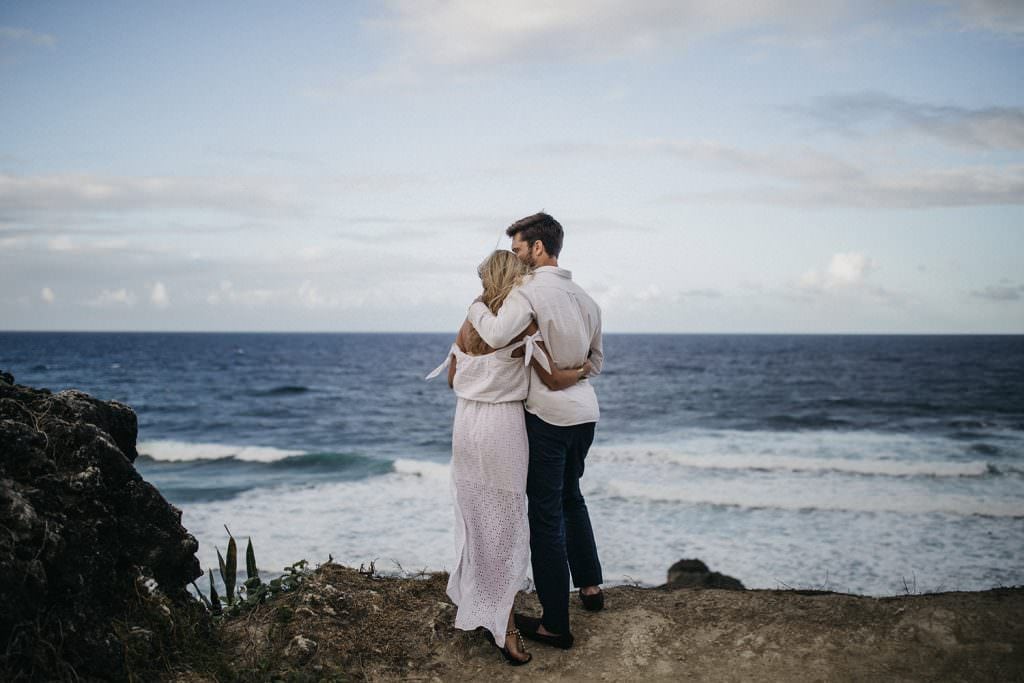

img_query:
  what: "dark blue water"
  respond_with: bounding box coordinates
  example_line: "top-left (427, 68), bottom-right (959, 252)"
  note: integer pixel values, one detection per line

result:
top-left (7, 332), bottom-right (1022, 453)
top-left (3, 332), bottom-right (1023, 595)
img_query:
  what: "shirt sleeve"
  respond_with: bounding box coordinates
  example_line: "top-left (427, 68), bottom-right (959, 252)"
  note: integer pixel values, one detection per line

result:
top-left (587, 314), bottom-right (603, 376)
top-left (467, 289), bottom-right (533, 349)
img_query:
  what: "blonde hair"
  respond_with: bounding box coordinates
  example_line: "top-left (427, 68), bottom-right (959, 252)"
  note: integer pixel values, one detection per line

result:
top-left (463, 250), bottom-right (530, 355)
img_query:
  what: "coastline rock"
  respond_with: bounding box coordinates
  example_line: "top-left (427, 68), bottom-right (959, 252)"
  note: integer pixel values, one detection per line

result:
top-left (664, 558), bottom-right (745, 590)
top-left (0, 371), bottom-right (203, 681)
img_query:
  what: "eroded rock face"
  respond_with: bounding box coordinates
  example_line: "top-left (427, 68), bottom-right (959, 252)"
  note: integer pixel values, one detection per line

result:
top-left (0, 372), bottom-right (202, 680)
top-left (665, 558), bottom-right (746, 590)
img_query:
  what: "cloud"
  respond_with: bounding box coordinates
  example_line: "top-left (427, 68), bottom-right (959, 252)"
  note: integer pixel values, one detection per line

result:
top-left (726, 164), bottom-right (1024, 208)
top-left (40, 287), bottom-right (55, 304)
top-left (584, 282), bottom-right (726, 313)
top-left (149, 282), bottom-right (169, 308)
top-left (799, 252), bottom-right (874, 291)
top-left (45, 234), bottom-right (137, 253)
top-left (634, 284), bottom-right (662, 302)
top-left (0, 173), bottom-right (301, 214)
top-left (47, 235), bottom-right (75, 251)
top-left (296, 246), bottom-right (327, 262)
top-left (0, 235), bottom-right (27, 249)
top-left (202, 278), bottom-right (439, 312)
top-left (541, 138), bottom-right (863, 183)
top-left (87, 288), bottom-right (138, 307)
top-left (1, 230), bottom-right (469, 323)
top-left (332, 214), bottom-right (498, 244)
top-left (297, 280), bottom-right (334, 309)
top-left (825, 252), bottom-right (872, 286)
top-left (335, 213), bottom-right (651, 243)
top-left (949, 0), bottom-right (1024, 35)
top-left (0, 26), bottom-right (56, 48)
top-left (205, 281), bottom-right (278, 308)
top-left (583, 280), bottom-right (684, 310)
top-left (543, 137), bottom-right (1024, 208)
top-left (365, 1), bottom-right (1020, 77)
top-left (798, 92), bottom-right (1024, 150)
top-left (971, 283), bottom-right (1024, 301)
top-left (586, 281), bottom-right (624, 310)
top-left (373, 0), bottom-right (850, 68)
top-left (0, 173), bottom-right (428, 230)
top-left (678, 288), bottom-right (722, 298)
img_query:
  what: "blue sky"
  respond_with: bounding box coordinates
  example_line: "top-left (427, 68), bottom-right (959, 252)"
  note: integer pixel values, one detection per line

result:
top-left (1, 1), bottom-right (1022, 332)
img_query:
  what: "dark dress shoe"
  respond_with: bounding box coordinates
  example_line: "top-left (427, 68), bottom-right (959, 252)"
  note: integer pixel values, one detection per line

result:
top-left (514, 613), bottom-right (574, 649)
top-left (579, 588), bottom-right (604, 612)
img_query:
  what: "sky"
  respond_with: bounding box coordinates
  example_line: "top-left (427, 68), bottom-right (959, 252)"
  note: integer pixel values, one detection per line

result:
top-left (1, 0), bottom-right (1022, 333)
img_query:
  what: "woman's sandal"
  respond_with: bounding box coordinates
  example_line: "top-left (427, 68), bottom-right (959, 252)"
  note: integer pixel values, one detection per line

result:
top-left (484, 628), bottom-right (532, 665)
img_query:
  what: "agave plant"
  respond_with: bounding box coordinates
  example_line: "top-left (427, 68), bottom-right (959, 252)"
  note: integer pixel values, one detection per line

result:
top-left (196, 527), bottom-right (311, 618)
top-left (216, 525), bottom-right (238, 606)
top-left (246, 537), bottom-right (259, 580)
top-left (243, 536), bottom-right (265, 599)
top-left (194, 568), bottom-right (223, 615)
top-left (208, 569), bottom-right (222, 613)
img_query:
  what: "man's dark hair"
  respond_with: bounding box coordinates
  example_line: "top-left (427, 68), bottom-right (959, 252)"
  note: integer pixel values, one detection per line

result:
top-left (505, 212), bottom-right (563, 258)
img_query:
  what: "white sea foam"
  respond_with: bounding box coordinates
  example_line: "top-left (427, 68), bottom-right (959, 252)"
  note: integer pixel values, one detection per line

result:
top-left (182, 467), bottom-right (454, 583)
top-left (603, 479), bottom-right (1024, 518)
top-left (159, 427), bottom-right (1024, 597)
top-left (175, 451), bottom-right (1024, 596)
top-left (137, 439), bottom-right (304, 463)
top-left (590, 445), bottom-right (992, 478)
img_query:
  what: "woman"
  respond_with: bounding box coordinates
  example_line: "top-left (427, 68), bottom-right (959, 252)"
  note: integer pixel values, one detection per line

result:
top-left (426, 250), bottom-right (590, 665)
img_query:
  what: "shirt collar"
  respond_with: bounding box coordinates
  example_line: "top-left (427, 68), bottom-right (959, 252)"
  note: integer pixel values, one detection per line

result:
top-left (533, 265), bottom-right (572, 279)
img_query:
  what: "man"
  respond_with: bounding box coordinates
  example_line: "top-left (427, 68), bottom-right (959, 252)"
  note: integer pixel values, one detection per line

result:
top-left (466, 212), bottom-right (604, 650)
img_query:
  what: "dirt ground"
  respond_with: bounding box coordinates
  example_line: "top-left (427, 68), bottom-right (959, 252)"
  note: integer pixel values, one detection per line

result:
top-left (169, 563), bottom-right (1024, 682)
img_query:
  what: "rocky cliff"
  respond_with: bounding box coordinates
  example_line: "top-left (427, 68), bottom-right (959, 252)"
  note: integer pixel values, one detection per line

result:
top-left (0, 371), bottom-right (205, 680)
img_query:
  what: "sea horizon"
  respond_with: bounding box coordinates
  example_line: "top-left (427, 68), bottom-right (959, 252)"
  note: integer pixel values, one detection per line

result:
top-left (4, 329), bottom-right (1023, 336)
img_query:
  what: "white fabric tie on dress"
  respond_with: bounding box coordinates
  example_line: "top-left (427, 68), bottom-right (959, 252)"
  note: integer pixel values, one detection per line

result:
top-left (521, 331), bottom-right (551, 373)
top-left (425, 344), bottom-right (458, 380)
top-left (424, 333), bottom-right (550, 381)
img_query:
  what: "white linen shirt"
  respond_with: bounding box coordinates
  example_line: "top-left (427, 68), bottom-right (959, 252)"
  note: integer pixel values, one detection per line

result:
top-left (467, 266), bottom-right (603, 426)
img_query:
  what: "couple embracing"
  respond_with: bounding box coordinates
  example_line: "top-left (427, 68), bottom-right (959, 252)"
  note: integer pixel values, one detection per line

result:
top-left (427, 212), bottom-right (604, 665)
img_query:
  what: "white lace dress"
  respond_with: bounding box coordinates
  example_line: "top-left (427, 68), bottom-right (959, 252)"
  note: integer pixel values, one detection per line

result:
top-left (426, 332), bottom-right (550, 647)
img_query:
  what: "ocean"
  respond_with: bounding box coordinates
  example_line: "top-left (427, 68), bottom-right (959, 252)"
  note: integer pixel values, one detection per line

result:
top-left (3, 332), bottom-right (1022, 596)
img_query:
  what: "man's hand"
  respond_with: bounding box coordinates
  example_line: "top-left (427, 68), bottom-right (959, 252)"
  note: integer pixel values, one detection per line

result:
top-left (579, 360), bottom-right (595, 380)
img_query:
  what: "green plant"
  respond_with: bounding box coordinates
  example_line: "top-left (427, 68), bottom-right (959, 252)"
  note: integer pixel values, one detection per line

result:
top-left (194, 528), bottom-right (311, 620)
top-left (246, 535), bottom-right (259, 580)
top-left (216, 525), bottom-right (238, 607)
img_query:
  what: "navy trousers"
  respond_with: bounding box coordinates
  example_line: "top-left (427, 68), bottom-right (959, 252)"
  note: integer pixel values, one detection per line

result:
top-left (524, 411), bottom-right (603, 635)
